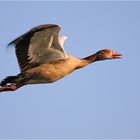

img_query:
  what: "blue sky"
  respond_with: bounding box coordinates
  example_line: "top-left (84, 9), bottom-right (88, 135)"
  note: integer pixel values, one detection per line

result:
top-left (0, 1), bottom-right (140, 139)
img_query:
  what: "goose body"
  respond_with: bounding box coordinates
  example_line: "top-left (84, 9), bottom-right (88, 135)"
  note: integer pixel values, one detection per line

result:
top-left (25, 55), bottom-right (82, 84)
top-left (0, 24), bottom-right (122, 92)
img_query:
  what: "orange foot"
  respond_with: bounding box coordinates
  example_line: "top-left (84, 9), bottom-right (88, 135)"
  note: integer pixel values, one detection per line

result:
top-left (0, 84), bottom-right (19, 92)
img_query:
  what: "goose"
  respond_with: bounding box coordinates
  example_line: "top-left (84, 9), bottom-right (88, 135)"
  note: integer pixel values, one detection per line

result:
top-left (0, 24), bottom-right (122, 92)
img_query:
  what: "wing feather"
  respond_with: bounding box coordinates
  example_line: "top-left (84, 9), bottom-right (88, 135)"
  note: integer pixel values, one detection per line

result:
top-left (8, 24), bottom-right (68, 72)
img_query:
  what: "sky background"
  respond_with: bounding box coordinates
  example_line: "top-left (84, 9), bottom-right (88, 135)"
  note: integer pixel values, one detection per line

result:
top-left (0, 1), bottom-right (140, 139)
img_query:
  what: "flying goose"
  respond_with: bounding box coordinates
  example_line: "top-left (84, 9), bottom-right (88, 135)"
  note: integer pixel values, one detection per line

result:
top-left (0, 24), bottom-right (122, 92)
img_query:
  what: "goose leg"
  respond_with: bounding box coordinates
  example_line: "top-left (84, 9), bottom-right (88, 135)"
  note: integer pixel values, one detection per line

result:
top-left (0, 84), bottom-right (23, 92)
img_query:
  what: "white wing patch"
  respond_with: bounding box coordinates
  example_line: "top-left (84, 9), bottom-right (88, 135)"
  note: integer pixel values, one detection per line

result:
top-left (58, 36), bottom-right (68, 48)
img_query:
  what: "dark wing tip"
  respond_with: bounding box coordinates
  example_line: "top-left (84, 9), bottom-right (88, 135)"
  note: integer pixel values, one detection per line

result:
top-left (7, 36), bottom-right (22, 47)
top-left (7, 39), bottom-right (18, 46)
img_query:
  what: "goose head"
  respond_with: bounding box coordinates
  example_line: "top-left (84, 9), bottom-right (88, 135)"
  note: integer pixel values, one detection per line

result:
top-left (96, 49), bottom-right (122, 60)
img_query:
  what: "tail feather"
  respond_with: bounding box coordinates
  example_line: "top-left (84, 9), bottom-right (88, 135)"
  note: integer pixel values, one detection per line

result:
top-left (0, 76), bottom-right (18, 86)
top-left (0, 73), bottom-right (31, 86)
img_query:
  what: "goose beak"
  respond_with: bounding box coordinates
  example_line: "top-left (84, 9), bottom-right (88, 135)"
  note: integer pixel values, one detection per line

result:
top-left (112, 51), bottom-right (123, 59)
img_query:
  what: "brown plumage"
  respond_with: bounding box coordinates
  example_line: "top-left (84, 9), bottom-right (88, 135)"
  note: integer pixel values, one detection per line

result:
top-left (0, 24), bottom-right (122, 92)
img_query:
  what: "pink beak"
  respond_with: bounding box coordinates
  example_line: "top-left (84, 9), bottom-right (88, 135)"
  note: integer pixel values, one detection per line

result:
top-left (112, 51), bottom-right (123, 59)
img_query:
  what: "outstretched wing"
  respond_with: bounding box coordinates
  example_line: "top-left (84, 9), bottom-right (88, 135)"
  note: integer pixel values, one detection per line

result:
top-left (8, 24), bottom-right (68, 72)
